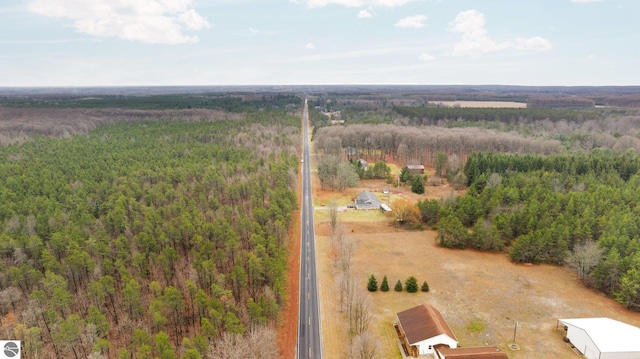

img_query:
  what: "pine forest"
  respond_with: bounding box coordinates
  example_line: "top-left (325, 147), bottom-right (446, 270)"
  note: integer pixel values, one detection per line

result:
top-left (0, 106), bottom-right (300, 358)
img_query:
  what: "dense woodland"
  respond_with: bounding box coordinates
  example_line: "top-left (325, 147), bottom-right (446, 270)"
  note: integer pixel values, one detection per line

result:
top-left (314, 123), bottom-right (564, 175)
top-left (0, 108), bottom-right (300, 358)
top-left (313, 106), bottom-right (640, 171)
top-left (426, 150), bottom-right (640, 310)
top-left (392, 106), bottom-right (600, 124)
top-left (0, 93), bottom-right (302, 111)
top-left (0, 93), bottom-right (302, 145)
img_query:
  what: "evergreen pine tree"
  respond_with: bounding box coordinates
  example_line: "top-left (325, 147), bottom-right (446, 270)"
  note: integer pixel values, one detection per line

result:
top-left (394, 280), bottom-right (403, 292)
top-left (380, 275), bottom-right (389, 292)
top-left (411, 176), bottom-right (425, 194)
top-left (399, 166), bottom-right (411, 183)
top-left (421, 281), bottom-right (430, 292)
top-left (406, 276), bottom-right (419, 293)
top-left (367, 274), bottom-right (378, 292)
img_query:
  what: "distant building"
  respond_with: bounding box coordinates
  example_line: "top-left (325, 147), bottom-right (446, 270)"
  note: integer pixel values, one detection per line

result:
top-left (345, 146), bottom-right (357, 158)
top-left (558, 318), bottom-right (640, 359)
top-left (354, 191), bottom-right (381, 210)
top-left (407, 164), bottom-right (425, 174)
top-left (394, 304), bottom-right (458, 357)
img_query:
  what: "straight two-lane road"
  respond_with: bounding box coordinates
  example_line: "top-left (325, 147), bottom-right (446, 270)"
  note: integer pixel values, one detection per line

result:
top-left (297, 99), bottom-right (322, 359)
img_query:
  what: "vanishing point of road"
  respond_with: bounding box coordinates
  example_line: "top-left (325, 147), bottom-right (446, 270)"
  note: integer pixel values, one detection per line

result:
top-left (297, 98), bottom-right (322, 359)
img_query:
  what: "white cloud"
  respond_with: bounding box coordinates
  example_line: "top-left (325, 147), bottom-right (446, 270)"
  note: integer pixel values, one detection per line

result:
top-left (419, 53), bottom-right (436, 61)
top-left (305, 43), bottom-right (315, 49)
top-left (513, 36), bottom-right (552, 51)
top-left (448, 10), bottom-right (551, 57)
top-left (447, 10), bottom-right (508, 56)
top-left (357, 9), bottom-right (373, 18)
top-left (395, 15), bottom-right (427, 29)
top-left (243, 27), bottom-right (277, 36)
top-left (27, 0), bottom-right (210, 44)
top-left (295, 0), bottom-right (416, 8)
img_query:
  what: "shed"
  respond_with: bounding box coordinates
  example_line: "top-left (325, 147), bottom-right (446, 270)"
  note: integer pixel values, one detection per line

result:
top-left (394, 304), bottom-right (458, 357)
top-left (407, 164), bottom-right (425, 174)
top-left (358, 159), bottom-right (369, 170)
top-left (436, 346), bottom-right (509, 359)
top-left (558, 318), bottom-right (640, 359)
top-left (355, 191), bottom-right (381, 210)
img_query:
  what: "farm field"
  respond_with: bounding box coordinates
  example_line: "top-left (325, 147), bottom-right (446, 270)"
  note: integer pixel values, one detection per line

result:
top-left (429, 101), bottom-right (527, 108)
top-left (313, 178), bottom-right (640, 359)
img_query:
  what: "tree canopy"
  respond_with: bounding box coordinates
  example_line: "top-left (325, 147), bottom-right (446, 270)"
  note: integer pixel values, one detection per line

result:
top-left (0, 109), bottom-right (300, 357)
top-left (431, 150), bottom-right (640, 310)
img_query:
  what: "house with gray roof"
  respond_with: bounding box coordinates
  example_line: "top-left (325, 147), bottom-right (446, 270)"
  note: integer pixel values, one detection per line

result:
top-left (355, 191), bottom-right (381, 210)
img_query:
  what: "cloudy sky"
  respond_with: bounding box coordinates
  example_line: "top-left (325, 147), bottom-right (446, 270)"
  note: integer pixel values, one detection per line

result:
top-left (1, 0), bottom-right (638, 86)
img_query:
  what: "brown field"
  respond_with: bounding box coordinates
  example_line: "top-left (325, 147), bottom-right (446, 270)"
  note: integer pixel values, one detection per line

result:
top-left (430, 101), bottom-right (527, 108)
top-left (313, 177), bottom-right (640, 358)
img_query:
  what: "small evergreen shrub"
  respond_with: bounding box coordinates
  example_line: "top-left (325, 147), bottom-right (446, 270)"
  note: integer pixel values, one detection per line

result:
top-left (405, 276), bottom-right (418, 293)
top-left (367, 274), bottom-right (378, 292)
top-left (380, 275), bottom-right (389, 292)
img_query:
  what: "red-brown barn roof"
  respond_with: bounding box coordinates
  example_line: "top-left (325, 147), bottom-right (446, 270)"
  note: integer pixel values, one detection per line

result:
top-left (396, 304), bottom-right (457, 345)
top-left (437, 346), bottom-right (509, 358)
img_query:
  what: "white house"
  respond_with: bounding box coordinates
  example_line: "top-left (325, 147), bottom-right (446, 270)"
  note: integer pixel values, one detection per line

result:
top-left (558, 317), bottom-right (640, 359)
top-left (394, 304), bottom-right (458, 357)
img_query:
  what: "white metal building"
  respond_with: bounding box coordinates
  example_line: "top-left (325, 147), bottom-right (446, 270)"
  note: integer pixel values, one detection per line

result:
top-left (558, 317), bottom-right (640, 359)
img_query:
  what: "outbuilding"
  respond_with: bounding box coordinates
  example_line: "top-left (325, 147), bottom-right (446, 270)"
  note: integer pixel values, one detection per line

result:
top-left (407, 164), bottom-right (425, 174)
top-left (558, 317), bottom-right (640, 359)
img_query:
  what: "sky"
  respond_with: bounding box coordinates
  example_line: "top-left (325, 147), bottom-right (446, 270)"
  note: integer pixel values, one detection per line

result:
top-left (1, 0), bottom-right (638, 87)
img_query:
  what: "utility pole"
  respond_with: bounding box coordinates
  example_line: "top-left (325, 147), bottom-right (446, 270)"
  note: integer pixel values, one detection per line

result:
top-left (513, 321), bottom-right (519, 343)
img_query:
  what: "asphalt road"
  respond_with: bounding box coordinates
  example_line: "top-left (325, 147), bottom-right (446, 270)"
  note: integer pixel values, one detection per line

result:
top-left (297, 98), bottom-right (322, 359)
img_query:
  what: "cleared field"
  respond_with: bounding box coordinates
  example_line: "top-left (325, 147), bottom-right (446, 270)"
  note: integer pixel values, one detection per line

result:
top-left (314, 180), bottom-right (640, 359)
top-left (430, 101), bottom-right (527, 108)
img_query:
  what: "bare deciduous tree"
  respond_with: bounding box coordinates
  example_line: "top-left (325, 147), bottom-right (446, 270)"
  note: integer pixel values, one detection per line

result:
top-left (567, 241), bottom-right (604, 282)
top-left (329, 200), bottom-right (339, 234)
top-left (350, 331), bottom-right (379, 359)
top-left (487, 173), bottom-right (503, 188)
top-left (209, 325), bottom-right (278, 359)
top-left (349, 290), bottom-right (372, 337)
top-left (336, 162), bottom-right (360, 192)
top-left (337, 268), bottom-right (355, 314)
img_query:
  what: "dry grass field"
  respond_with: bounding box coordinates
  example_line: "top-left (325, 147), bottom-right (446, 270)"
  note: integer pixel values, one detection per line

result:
top-left (429, 101), bottom-right (527, 108)
top-left (312, 176), bottom-right (640, 359)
